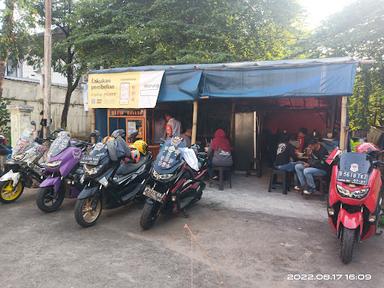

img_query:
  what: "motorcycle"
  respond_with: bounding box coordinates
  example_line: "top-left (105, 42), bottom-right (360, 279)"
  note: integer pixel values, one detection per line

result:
top-left (36, 131), bottom-right (94, 213)
top-left (0, 122), bottom-right (58, 204)
top-left (74, 129), bottom-right (152, 227)
top-left (0, 134), bottom-right (11, 174)
top-left (327, 143), bottom-right (384, 264)
top-left (140, 137), bottom-right (207, 230)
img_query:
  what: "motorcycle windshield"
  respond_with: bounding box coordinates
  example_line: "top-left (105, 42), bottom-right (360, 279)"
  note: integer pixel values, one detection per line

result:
top-left (337, 152), bottom-right (371, 185)
top-left (23, 142), bottom-right (47, 163)
top-left (12, 128), bottom-right (35, 157)
top-left (81, 142), bottom-right (109, 166)
top-left (47, 131), bottom-right (70, 158)
top-left (154, 137), bottom-right (185, 173)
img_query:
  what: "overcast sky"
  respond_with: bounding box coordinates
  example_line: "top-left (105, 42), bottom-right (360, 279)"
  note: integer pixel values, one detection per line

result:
top-left (299, 0), bottom-right (352, 28)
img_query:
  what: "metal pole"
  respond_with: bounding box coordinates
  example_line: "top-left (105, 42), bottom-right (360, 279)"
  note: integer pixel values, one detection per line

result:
top-left (43, 0), bottom-right (52, 138)
top-left (340, 96), bottom-right (348, 150)
top-left (191, 100), bottom-right (198, 145)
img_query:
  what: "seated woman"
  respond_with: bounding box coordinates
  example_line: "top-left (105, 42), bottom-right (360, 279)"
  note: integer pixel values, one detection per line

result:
top-left (208, 129), bottom-right (233, 178)
top-left (274, 134), bottom-right (298, 172)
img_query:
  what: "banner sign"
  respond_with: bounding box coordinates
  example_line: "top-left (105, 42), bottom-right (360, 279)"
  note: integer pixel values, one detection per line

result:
top-left (88, 71), bottom-right (164, 108)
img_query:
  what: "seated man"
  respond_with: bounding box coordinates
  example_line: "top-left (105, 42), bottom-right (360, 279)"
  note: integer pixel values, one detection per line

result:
top-left (294, 138), bottom-right (328, 195)
top-left (274, 134), bottom-right (298, 172)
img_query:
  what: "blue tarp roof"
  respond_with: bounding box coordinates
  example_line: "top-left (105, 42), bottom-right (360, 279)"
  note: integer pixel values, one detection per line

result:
top-left (89, 57), bottom-right (358, 102)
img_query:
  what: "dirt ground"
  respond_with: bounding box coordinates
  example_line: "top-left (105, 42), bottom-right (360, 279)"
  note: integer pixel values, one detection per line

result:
top-left (0, 176), bottom-right (383, 288)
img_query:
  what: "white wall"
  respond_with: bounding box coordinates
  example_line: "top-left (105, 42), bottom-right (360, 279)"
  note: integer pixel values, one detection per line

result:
top-left (3, 77), bottom-right (92, 138)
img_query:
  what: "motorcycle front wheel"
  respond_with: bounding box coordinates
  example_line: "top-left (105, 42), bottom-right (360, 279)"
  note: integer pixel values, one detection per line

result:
top-left (74, 196), bottom-right (102, 228)
top-left (340, 227), bottom-right (356, 264)
top-left (36, 187), bottom-right (65, 213)
top-left (0, 180), bottom-right (24, 204)
top-left (140, 201), bottom-right (160, 230)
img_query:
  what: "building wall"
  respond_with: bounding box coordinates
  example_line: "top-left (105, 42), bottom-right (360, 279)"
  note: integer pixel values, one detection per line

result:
top-left (3, 77), bottom-right (92, 138)
top-left (6, 60), bottom-right (68, 86)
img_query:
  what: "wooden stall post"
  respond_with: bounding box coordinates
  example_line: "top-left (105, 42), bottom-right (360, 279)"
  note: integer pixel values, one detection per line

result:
top-left (191, 100), bottom-right (198, 145)
top-left (90, 108), bottom-right (96, 131)
top-left (339, 96), bottom-right (348, 150)
top-left (230, 102), bottom-right (236, 143)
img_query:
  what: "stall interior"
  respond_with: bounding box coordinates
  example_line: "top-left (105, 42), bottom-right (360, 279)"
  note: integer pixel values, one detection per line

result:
top-left (192, 96), bottom-right (341, 172)
top-left (95, 96), bottom-right (341, 174)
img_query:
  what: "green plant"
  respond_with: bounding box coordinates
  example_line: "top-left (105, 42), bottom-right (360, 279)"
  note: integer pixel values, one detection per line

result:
top-left (0, 98), bottom-right (10, 139)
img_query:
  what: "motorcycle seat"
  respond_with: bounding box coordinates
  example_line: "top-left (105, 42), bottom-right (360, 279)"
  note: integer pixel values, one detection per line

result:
top-left (115, 154), bottom-right (150, 176)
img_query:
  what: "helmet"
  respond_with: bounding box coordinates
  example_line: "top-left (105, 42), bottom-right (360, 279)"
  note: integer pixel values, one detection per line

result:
top-left (356, 142), bottom-right (380, 154)
top-left (130, 140), bottom-right (148, 155)
top-left (130, 149), bottom-right (141, 163)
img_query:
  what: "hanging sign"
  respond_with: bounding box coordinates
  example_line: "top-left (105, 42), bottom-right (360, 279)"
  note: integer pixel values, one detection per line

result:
top-left (88, 71), bottom-right (164, 108)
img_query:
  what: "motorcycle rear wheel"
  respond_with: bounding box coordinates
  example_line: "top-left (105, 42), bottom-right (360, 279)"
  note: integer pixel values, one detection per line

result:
top-left (74, 196), bottom-right (102, 228)
top-left (36, 187), bottom-right (65, 213)
top-left (340, 227), bottom-right (356, 264)
top-left (140, 202), bottom-right (160, 230)
top-left (0, 180), bottom-right (24, 204)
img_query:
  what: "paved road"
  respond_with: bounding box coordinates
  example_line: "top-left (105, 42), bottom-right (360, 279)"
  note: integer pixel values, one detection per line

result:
top-left (0, 187), bottom-right (383, 288)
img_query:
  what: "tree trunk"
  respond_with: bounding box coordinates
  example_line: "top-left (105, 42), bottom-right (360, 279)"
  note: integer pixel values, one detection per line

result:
top-left (61, 89), bottom-right (71, 129)
top-left (60, 75), bottom-right (81, 129)
top-left (0, 60), bottom-right (6, 99)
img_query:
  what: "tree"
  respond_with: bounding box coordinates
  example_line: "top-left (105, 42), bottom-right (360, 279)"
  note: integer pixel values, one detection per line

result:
top-left (73, 0), bottom-right (303, 69)
top-left (306, 0), bottom-right (384, 131)
top-left (0, 0), bottom-right (34, 135)
top-left (29, 0), bottom-right (87, 129)
top-left (0, 0), bottom-right (16, 99)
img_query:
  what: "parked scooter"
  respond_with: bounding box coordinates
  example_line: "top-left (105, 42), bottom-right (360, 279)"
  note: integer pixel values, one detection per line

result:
top-left (74, 129), bottom-right (152, 227)
top-left (36, 131), bottom-right (95, 212)
top-left (327, 143), bottom-right (384, 264)
top-left (0, 122), bottom-right (59, 204)
top-left (140, 137), bottom-right (207, 230)
top-left (0, 134), bottom-right (11, 174)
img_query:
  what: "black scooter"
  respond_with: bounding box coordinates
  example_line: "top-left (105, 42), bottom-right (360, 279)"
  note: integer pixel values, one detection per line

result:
top-left (74, 130), bottom-right (152, 227)
top-left (140, 138), bottom-right (208, 230)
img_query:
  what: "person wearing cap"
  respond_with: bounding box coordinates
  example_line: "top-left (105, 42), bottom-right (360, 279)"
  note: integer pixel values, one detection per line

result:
top-left (294, 138), bottom-right (328, 195)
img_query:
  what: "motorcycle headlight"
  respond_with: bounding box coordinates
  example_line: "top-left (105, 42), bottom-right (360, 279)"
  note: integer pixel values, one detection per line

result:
top-left (337, 185), bottom-right (369, 199)
top-left (5, 159), bottom-right (16, 165)
top-left (152, 169), bottom-right (173, 180)
top-left (13, 154), bottom-right (25, 161)
top-left (99, 176), bottom-right (108, 187)
top-left (84, 165), bottom-right (102, 176)
top-left (46, 160), bottom-right (62, 168)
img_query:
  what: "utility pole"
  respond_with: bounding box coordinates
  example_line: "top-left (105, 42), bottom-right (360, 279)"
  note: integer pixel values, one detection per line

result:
top-left (43, 0), bottom-right (52, 138)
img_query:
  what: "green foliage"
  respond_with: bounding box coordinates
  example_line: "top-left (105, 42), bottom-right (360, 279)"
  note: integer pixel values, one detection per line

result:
top-left (0, 0), bottom-right (37, 62)
top-left (28, 0), bottom-right (87, 81)
top-left (73, 0), bottom-right (303, 69)
top-left (28, 0), bottom-right (87, 128)
top-left (306, 0), bottom-right (384, 132)
top-left (0, 98), bottom-right (10, 138)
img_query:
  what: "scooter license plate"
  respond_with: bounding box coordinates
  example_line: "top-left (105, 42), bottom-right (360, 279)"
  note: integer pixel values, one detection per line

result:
top-left (143, 187), bottom-right (164, 203)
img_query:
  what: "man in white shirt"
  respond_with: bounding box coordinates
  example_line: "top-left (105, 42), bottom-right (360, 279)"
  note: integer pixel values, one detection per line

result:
top-left (164, 112), bottom-right (181, 137)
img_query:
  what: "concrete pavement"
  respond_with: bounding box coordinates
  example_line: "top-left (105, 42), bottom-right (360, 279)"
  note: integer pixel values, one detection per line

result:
top-left (0, 175), bottom-right (383, 288)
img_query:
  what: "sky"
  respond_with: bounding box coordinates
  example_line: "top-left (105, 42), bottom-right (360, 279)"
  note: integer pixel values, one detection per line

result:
top-left (299, 0), bottom-right (353, 29)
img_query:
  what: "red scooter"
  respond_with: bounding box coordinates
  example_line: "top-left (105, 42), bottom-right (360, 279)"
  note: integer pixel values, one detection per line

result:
top-left (327, 143), bottom-right (383, 264)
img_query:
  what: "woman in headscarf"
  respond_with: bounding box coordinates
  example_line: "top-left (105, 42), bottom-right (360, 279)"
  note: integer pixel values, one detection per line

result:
top-left (208, 129), bottom-right (233, 178)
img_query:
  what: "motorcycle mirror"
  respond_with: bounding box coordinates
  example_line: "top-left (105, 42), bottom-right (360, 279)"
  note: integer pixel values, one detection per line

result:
top-left (31, 121), bottom-right (36, 126)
